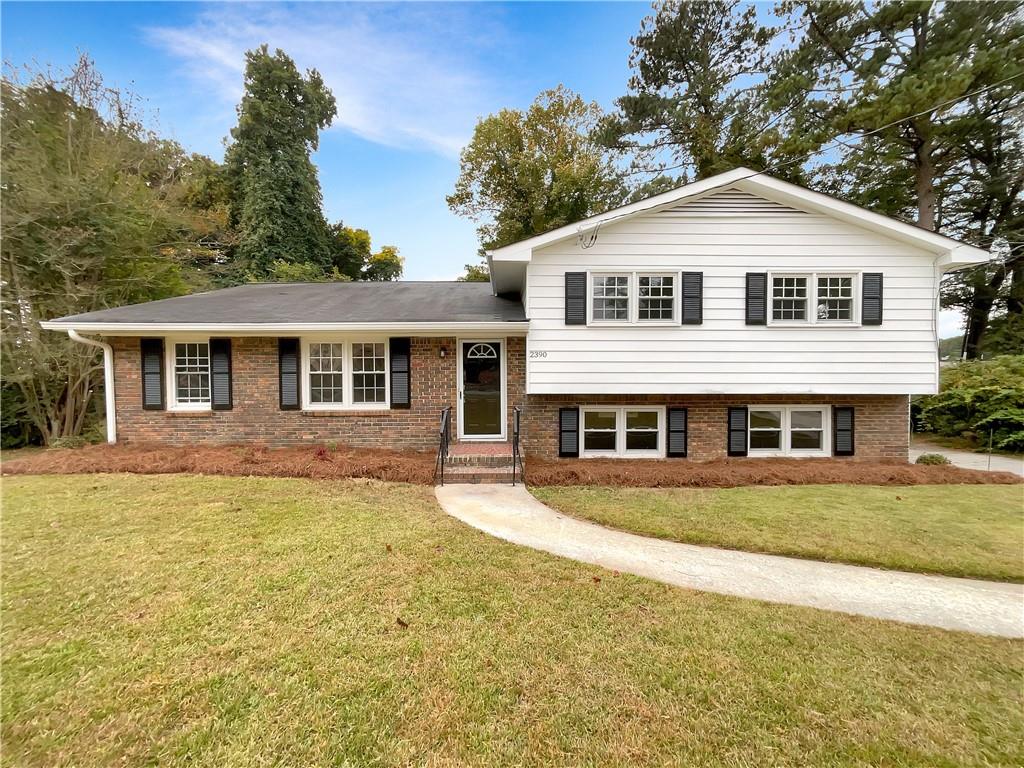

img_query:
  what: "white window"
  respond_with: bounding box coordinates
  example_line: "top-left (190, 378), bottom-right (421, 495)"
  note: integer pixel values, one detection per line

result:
top-left (770, 273), bottom-right (858, 324)
top-left (309, 343), bottom-right (346, 405)
top-left (748, 406), bottom-right (829, 456)
top-left (304, 339), bottom-right (389, 410)
top-left (638, 275), bottom-right (675, 321)
top-left (352, 342), bottom-right (386, 404)
top-left (168, 341), bottom-right (211, 409)
top-left (592, 274), bottom-right (630, 321)
top-left (816, 275), bottom-right (854, 320)
top-left (581, 407), bottom-right (664, 457)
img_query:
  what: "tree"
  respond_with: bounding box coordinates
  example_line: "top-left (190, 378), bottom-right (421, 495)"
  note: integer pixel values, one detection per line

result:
top-left (774, 1), bottom-right (1024, 356)
top-left (225, 45), bottom-right (337, 279)
top-left (1, 57), bottom-right (208, 444)
top-left (459, 260), bottom-right (490, 282)
top-left (448, 85), bottom-right (628, 250)
top-left (597, 0), bottom-right (808, 183)
top-left (326, 223), bottom-right (403, 281)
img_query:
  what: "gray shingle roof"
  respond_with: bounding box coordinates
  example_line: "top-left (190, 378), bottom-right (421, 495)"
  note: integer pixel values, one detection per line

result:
top-left (49, 282), bottom-right (526, 326)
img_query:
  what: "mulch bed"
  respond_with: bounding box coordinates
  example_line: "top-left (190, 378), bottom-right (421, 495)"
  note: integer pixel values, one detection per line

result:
top-left (523, 457), bottom-right (1022, 488)
top-left (0, 444), bottom-right (436, 484)
top-left (2, 444), bottom-right (1020, 488)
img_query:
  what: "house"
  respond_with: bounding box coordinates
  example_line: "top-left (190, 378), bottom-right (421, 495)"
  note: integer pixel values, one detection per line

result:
top-left (41, 168), bottom-right (988, 468)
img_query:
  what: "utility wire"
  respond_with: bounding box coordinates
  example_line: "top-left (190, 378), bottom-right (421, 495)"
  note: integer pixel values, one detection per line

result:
top-left (578, 71), bottom-right (1024, 248)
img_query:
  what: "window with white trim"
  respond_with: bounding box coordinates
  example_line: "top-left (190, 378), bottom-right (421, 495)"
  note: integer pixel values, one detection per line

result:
top-left (582, 407), bottom-right (664, 457)
top-left (352, 342), bottom-right (386, 404)
top-left (638, 275), bottom-right (675, 321)
top-left (771, 273), bottom-right (857, 324)
top-left (309, 343), bottom-right (346, 405)
top-left (748, 406), bottom-right (829, 456)
top-left (304, 339), bottom-right (389, 409)
top-left (172, 342), bottom-right (210, 407)
top-left (592, 274), bottom-right (630, 321)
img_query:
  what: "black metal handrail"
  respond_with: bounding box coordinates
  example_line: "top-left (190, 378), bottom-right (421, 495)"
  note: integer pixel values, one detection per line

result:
top-left (433, 406), bottom-right (452, 485)
top-left (511, 405), bottom-right (525, 486)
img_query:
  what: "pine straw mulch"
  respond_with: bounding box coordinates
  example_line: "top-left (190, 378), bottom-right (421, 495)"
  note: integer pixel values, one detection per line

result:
top-left (0, 444), bottom-right (436, 484)
top-left (523, 456), bottom-right (1022, 488)
top-left (2, 444), bottom-right (1020, 488)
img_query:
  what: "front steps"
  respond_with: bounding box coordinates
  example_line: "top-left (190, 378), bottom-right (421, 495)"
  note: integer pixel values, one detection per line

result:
top-left (441, 442), bottom-right (522, 484)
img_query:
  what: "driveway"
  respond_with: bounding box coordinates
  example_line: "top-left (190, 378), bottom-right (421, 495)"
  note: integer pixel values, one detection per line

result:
top-left (435, 484), bottom-right (1024, 638)
top-left (910, 437), bottom-right (1024, 476)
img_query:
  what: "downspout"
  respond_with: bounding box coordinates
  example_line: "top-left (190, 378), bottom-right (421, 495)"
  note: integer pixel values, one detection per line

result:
top-left (67, 329), bottom-right (116, 444)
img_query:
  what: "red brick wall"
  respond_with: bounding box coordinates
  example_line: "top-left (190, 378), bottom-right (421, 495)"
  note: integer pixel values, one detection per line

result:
top-left (111, 335), bottom-right (907, 461)
top-left (520, 394), bottom-right (909, 462)
top-left (112, 336), bottom-right (528, 450)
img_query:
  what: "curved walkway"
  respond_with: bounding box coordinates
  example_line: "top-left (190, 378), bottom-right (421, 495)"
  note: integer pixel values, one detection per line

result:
top-left (435, 484), bottom-right (1024, 638)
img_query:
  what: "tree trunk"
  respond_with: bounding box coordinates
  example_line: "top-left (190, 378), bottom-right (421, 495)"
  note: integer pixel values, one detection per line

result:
top-left (914, 136), bottom-right (936, 231)
top-left (963, 263), bottom-right (1007, 358)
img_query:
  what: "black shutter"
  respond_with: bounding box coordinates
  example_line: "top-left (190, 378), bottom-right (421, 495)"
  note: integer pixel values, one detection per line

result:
top-left (681, 272), bottom-right (703, 325)
top-left (210, 338), bottom-right (232, 410)
top-left (389, 337), bottom-right (411, 409)
top-left (745, 273), bottom-right (767, 325)
top-left (140, 338), bottom-right (165, 410)
top-left (727, 406), bottom-right (748, 456)
top-left (862, 273), bottom-right (883, 325)
top-left (833, 406), bottom-right (855, 456)
top-left (565, 272), bottom-right (587, 325)
top-left (667, 407), bottom-right (688, 457)
top-left (558, 407), bottom-right (580, 457)
top-left (279, 338), bottom-right (300, 410)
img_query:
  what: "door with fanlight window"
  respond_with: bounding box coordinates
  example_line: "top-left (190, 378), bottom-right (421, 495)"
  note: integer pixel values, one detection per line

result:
top-left (459, 340), bottom-right (504, 439)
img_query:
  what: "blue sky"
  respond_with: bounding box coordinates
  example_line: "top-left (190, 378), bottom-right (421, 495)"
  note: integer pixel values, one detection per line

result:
top-left (2, 1), bottom-right (654, 280)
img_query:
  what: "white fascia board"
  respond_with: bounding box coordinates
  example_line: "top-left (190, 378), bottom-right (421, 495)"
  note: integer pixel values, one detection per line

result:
top-left (738, 175), bottom-right (991, 260)
top-left (487, 166), bottom-right (989, 264)
top-left (936, 245), bottom-right (993, 272)
top-left (487, 167), bottom-right (756, 259)
top-left (39, 321), bottom-right (530, 336)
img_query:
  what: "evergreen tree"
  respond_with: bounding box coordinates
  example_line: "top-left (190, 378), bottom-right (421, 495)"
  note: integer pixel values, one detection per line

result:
top-left (225, 45), bottom-right (336, 279)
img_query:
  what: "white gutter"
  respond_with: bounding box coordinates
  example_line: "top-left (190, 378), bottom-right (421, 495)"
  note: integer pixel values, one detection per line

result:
top-left (67, 329), bottom-right (116, 444)
top-left (41, 321), bottom-right (530, 335)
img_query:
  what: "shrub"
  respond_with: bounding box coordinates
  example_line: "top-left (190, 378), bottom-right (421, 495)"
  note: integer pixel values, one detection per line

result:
top-left (915, 453), bottom-right (951, 465)
top-left (50, 436), bottom-right (89, 449)
top-left (917, 356), bottom-right (1024, 451)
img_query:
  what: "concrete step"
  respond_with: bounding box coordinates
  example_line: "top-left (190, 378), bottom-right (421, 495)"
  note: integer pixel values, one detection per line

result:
top-left (439, 465), bottom-right (521, 484)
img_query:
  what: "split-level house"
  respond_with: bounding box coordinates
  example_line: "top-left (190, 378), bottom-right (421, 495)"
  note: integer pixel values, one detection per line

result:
top-left (42, 168), bottom-right (987, 466)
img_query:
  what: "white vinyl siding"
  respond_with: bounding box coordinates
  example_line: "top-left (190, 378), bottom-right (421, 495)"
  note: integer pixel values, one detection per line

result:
top-left (524, 187), bottom-right (940, 395)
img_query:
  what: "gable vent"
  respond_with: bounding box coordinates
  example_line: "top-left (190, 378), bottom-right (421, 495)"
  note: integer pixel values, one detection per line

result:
top-left (662, 188), bottom-right (807, 217)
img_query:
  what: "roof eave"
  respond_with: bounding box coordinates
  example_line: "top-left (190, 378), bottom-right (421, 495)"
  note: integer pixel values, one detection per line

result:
top-left (39, 320), bottom-right (530, 335)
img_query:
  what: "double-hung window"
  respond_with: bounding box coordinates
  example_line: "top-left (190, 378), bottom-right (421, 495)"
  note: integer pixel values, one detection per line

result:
top-left (304, 339), bottom-right (389, 410)
top-left (581, 407), bottom-right (664, 457)
top-left (638, 275), bottom-right (675, 321)
top-left (169, 340), bottom-right (211, 410)
top-left (748, 406), bottom-right (829, 456)
top-left (590, 272), bottom-right (678, 323)
top-left (770, 273), bottom-right (857, 324)
top-left (592, 274), bottom-right (630, 321)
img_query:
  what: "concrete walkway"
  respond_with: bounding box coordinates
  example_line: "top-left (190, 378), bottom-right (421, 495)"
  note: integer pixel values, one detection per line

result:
top-left (910, 438), bottom-right (1024, 477)
top-left (435, 484), bottom-right (1024, 638)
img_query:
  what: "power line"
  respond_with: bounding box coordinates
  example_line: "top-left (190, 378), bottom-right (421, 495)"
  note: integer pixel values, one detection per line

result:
top-left (579, 71), bottom-right (1024, 247)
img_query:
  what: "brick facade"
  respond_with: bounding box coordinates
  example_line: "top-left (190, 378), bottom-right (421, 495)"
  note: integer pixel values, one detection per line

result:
top-left (110, 335), bottom-right (907, 461)
top-left (520, 393), bottom-right (909, 462)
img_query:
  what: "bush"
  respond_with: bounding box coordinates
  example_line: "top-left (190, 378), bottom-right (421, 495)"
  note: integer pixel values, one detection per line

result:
top-left (915, 453), bottom-right (951, 465)
top-left (917, 356), bottom-right (1024, 452)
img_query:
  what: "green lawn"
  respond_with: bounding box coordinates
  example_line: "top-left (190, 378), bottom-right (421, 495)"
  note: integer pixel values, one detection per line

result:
top-left (533, 484), bottom-right (1024, 582)
top-left (3, 475), bottom-right (1022, 767)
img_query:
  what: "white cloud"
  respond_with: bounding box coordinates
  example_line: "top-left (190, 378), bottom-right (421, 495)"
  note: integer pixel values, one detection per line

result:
top-left (145, 3), bottom-right (507, 157)
top-left (938, 308), bottom-right (965, 339)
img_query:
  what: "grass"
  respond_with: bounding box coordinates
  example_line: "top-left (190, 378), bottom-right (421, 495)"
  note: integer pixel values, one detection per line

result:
top-left (533, 484), bottom-right (1024, 582)
top-left (3, 474), bottom-right (1023, 767)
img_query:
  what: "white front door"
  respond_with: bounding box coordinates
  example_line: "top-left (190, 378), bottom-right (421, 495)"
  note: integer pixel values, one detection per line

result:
top-left (458, 340), bottom-right (505, 440)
